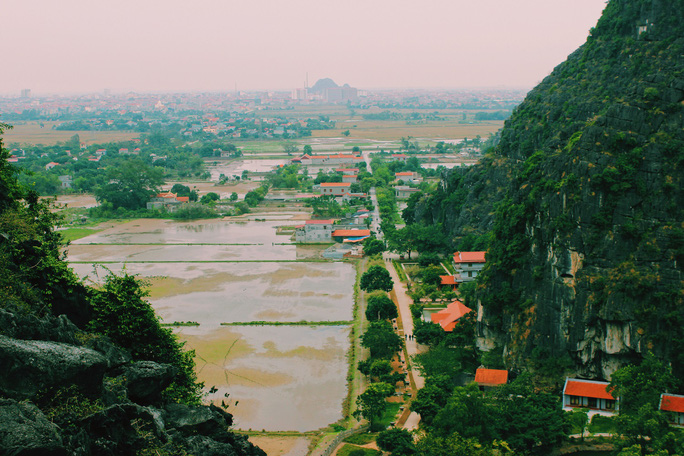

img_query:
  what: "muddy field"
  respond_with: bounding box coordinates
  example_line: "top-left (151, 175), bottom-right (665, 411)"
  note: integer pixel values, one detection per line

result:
top-left (3, 121), bottom-right (139, 146)
top-left (67, 215), bottom-right (354, 432)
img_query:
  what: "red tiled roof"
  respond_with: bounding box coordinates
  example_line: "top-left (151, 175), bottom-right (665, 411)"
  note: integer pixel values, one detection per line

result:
top-left (453, 251), bottom-right (486, 264)
top-left (321, 182), bottom-right (351, 187)
top-left (306, 219), bottom-right (334, 225)
top-left (431, 300), bottom-right (472, 331)
top-left (395, 172), bottom-right (414, 176)
top-left (332, 229), bottom-right (371, 237)
top-left (440, 275), bottom-right (457, 285)
top-left (474, 368), bottom-right (508, 386)
top-left (564, 379), bottom-right (615, 400)
top-left (660, 394), bottom-right (684, 413)
top-left (176, 196), bottom-right (190, 202)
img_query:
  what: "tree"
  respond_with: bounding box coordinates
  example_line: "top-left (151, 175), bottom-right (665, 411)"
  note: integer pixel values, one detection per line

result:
top-left (88, 273), bottom-right (202, 404)
top-left (363, 238), bottom-right (385, 256)
top-left (283, 142), bottom-right (299, 155)
top-left (303, 145), bottom-right (313, 154)
top-left (369, 359), bottom-right (393, 380)
top-left (414, 432), bottom-right (493, 456)
top-left (610, 353), bottom-right (677, 415)
top-left (413, 320), bottom-right (445, 346)
top-left (365, 292), bottom-right (398, 321)
top-left (94, 159), bottom-right (164, 210)
top-left (360, 265), bottom-right (394, 292)
top-left (411, 375), bottom-right (452, 425)
top-left (200, 192), bottom-right (220, 204)
top-left (609, 354), bottom-right (678, 452)
top-left (420, 265), bottom-right (444, 286)
top-left (171, 183), bottom-right (199, 202)
top-left (492, 380), bottom-right (567, 454)
top-left (230, 192), bottom-right (238, 201)
top-left (361, 320), bottom-right (403, 359)
top-left (565, 409), bottom-right (589, 441)
top-left (376, 428), bottom-right (415, 455)
top-left (353, 382), bottom-right (393, 428)
top-left (341, 130), bottom-right (350, 137)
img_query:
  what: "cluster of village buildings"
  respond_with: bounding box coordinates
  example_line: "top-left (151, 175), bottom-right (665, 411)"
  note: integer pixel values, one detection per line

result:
top-left (420, 251), bottom-right (684, 427)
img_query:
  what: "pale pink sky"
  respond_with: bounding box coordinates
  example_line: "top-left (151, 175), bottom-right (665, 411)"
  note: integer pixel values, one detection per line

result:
top-left (1, 0), bottom-right (607, 95)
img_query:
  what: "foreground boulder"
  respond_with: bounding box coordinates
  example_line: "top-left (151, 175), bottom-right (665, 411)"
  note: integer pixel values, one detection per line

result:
top-left (0, 335), bottom-right (107, 399)
top-left (118, 361), bottom-right (176, 405)
top-left (0, 398), bottom-right (66, 456)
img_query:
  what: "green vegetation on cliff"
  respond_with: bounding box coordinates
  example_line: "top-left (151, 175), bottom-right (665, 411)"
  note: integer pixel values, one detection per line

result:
top-left (409, 0), bottom-right (684, 382)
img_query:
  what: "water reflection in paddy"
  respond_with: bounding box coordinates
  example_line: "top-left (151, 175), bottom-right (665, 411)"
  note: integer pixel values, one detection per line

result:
top-left (68, 243), bottom-right (326, 262)
top-left (70, 261), bottom-right (354, 325)
top-left (68, 216), bottom-right (354, 432)
top-left (72, 219), bottom-right (299, 245)
top-left (178, 325), bottom-right (349, 431)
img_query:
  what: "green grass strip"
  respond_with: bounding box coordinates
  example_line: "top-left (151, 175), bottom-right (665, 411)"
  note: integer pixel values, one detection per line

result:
top-left (69, 259), bottom-right (332, 264)
top-left (220, 320), bottom-right (352, 326)
top-left (74, 242), bottom-right (270, 246)
top-left (160, 321), bottom-right (200, 327)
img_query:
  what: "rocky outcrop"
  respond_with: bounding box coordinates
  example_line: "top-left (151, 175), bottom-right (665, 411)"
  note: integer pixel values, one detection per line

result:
top-left (0, 399), bottom-right (66, 456)
top-left (118, 361), bottom-right (176, 405)
top-left (0, 335), bottom-right (107, 399)
top-left (0, 310), bottom-right (265, 456)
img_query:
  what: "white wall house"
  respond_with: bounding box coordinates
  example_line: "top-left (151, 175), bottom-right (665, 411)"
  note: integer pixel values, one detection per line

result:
top-left (295, 219), bottom-right (335, 243)
top-left (452, 251), bottom-right (486, 282)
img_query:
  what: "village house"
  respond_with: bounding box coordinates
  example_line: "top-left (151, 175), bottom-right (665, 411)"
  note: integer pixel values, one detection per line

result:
top-left (395, 171), bottom-right (422, 184)
top-left (45, 162), bottom-right (59, 170)
top-left (336, 168), bottom-right (359, 175)
top-left (452, 251), bottom-right (486, 282)
top-left (146, 192), bottom-right (190, 212)
top-left (390, 153), bottom-right (408, 162)
top-left (562, 378), bottom-right (618, 417)
top-left (342, 174), bottom-right (358, 184)
top-left (660, 393), bottom-right (684, 426)
top-left (430, 299), bottom-right (472, 331)
top-left (58, 175), bottom-right (72, 189)
top-left (314, 182), bottom-right (351, 196)
top-left (340, 191), bottom-right (368, 203)
top-left (395, 186), bottom-right (420, 200)
top-left (331, 228), bottom-right (371, 243)
top-left (294, 219), bottom-right (335, 243)
top-left (474, 368), bottom-right (509, 390)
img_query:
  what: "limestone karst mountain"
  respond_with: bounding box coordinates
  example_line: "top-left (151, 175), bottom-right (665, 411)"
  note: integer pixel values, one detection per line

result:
top-left (409, 0), bottom-right (684, 381)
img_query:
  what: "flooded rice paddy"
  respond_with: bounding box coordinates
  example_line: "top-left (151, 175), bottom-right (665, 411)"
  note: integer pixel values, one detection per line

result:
top-left (68, 215), bottom-right (355, 432)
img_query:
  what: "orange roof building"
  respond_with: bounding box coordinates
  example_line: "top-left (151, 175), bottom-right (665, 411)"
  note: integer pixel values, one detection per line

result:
top-left (453, 251), bottom-right (486, 264)
top-left (474, 368), bottom-right (508, 387)
top-left (562, 378), bottom-right (618, 416)
top-left (430, 299), bottom-right (472, 331)
top-left (660, 394), bottom-right (684, 426)
top-left (332, 229), bottom-right (371, 241)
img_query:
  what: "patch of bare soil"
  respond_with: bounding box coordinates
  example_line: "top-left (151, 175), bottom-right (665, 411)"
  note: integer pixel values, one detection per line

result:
top-left (247, 436), bottom-right (311, 456)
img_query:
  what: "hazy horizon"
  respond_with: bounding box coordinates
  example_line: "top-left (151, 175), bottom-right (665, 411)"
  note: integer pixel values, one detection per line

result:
top-left (2, 0), bottom-right (608, 96)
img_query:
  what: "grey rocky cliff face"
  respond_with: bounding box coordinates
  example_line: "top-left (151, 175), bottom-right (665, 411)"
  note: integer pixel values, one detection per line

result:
top-left (0, 399), bottom-right (66, 456)
top-left (0, 335), bottom-right (108, 399)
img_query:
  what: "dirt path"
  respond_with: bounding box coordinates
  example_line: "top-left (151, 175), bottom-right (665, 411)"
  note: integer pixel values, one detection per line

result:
top-left (384, 254), bottom-right (426, 430)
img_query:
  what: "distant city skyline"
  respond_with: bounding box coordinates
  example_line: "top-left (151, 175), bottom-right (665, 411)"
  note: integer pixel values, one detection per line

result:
top-left (1, 0), bottom-right (607, 96)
